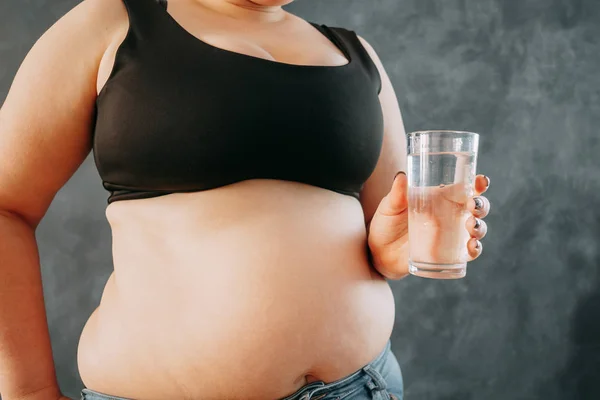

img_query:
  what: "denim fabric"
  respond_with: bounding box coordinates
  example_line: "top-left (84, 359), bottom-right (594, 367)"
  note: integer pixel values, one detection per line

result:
top-left (80, 340), bottom-right (403, 400)
top-left (278, 340), bottom-right (403, 400)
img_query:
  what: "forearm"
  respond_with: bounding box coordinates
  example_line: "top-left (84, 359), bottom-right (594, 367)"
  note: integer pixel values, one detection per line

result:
top-left (0, 211), bottom-right (60, 399)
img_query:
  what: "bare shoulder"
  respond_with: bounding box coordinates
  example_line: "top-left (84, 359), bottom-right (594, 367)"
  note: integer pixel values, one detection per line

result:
top-left (0, 0), bottom-right (128, 228)
top-left (354, 34), bottom-right (399, 117)
top-left (356, 35), bottom-right (386, 78)
top-left (35, 0), bottom-right (129, 49)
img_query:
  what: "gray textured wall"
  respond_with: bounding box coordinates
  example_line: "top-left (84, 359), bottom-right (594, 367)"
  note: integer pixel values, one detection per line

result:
top-left (1, 0), bottom-right (599, 399)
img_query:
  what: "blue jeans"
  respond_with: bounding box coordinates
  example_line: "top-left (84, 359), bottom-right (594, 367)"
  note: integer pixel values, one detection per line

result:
top-left (80, 340), bottom-right (403, 400)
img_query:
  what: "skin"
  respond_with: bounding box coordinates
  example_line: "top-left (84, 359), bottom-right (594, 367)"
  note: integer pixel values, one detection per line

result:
top-left (0, 0), bottom-right (490, 399)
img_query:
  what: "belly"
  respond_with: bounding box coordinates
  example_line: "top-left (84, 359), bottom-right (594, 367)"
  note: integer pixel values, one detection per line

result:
top-left (77, 180), bottom-right (396, 400)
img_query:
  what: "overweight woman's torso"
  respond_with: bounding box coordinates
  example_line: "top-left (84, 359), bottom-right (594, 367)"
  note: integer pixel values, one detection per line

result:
top-left (77, 180), bottom-right (396, 400)
top-left (76, 1), bottom-right (394, 398)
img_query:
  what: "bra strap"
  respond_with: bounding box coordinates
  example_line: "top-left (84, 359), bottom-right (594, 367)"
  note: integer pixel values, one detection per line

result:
top-left (117, 0), bottom-right (170, 39)
top-left (322, 25), bottom-right (383, 94)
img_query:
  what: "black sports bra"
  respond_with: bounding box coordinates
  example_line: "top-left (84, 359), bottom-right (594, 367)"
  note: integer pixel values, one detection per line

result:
top-left (93, 0), bottom-right (384, 204)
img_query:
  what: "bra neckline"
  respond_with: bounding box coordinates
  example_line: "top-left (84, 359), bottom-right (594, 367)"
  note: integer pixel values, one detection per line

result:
top-left (157, 2), bottom-right (354, 71)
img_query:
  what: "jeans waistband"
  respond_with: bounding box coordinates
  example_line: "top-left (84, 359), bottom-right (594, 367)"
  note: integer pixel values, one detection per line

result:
top-left (280, 339), bottom-right (392, 400)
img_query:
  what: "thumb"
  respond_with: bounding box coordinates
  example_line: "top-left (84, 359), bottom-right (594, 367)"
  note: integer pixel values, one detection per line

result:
top-left (378, 171), bottom-right (409, 217)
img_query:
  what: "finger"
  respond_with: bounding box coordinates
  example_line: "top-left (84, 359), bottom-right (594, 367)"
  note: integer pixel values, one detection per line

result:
top-left (466, 216), bottom-right (487, 240)
top-left (439, 181), bottom-right (470, 204)
top-left (467, 237), bottom-right (483, 261)
top-left (383, 171), bottom-right (408, 216)
top-left (468, 195), bottom-right (490, 219)
top-left (474, 174), bottom-right (491, 196)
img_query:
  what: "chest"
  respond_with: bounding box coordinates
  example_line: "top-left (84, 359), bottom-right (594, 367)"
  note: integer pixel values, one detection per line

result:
top-left (92, 41), bottom-right (384, 192)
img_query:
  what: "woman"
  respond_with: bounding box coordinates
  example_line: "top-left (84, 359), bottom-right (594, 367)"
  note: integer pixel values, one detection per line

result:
top-left (0, 0), bottom-right (491, 399)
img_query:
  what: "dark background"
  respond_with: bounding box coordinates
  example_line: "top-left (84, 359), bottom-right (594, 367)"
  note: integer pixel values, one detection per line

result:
top-left (1, 0), bottom-right (599, 399)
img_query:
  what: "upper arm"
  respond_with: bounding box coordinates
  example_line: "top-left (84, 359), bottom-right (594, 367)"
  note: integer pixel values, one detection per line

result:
top-left (0, 0), bottom-right (127, 229)
top-left (357, 35), bottom-right (408, 225)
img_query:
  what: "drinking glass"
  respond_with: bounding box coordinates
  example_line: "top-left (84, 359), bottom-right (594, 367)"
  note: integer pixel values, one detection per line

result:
top-left (406, 130), bottom-right (480, 279)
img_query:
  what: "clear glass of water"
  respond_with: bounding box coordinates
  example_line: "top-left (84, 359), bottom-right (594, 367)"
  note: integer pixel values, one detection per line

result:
top-left (406, 130), bottom-right (479, 279)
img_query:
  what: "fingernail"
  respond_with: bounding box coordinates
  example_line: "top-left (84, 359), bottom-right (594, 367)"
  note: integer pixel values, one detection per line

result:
top-left (484, 175), bottom-right (491, 187)
top-left (474, 218), bottom-right (481, 229)
top-left (394, 171), bottom-right (406, 182)
top-left (475, 240), bottom-right (481, 249)
top-left (474, 197), bottom-right (483, 210)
